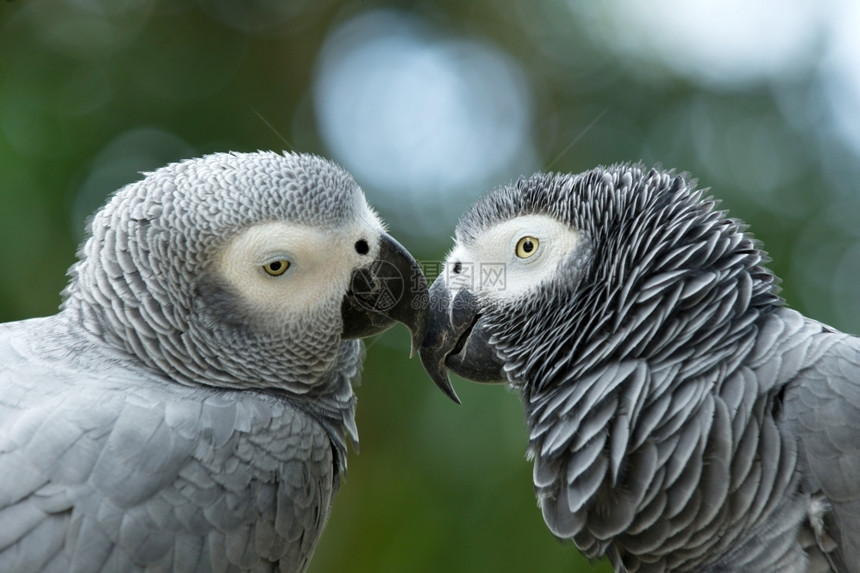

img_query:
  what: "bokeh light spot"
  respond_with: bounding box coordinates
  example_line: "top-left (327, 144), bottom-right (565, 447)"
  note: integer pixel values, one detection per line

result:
top-left (571, 0), bottom-right (823, 88)
top-left (312, 10), bottom-right (537, 240)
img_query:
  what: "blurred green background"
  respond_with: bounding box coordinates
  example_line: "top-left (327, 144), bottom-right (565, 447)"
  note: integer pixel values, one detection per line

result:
top-left (2, 1), bottom-right (859, 572)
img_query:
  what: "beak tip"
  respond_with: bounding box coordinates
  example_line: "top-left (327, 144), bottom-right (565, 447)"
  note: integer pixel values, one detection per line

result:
top-left (439, 377), bottom-right (461, 404)
top-left (422, 355), bottom-right (461, 404)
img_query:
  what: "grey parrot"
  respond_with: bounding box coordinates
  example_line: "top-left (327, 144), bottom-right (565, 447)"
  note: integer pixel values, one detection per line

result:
top-left (420, 165), bottom-right (860, 572)
top-left (0, 151), bottom-right (453, 572)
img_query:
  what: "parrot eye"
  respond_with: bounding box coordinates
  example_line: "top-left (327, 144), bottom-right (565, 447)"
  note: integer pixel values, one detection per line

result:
top-left (262, 259), bottom-right (291, 276)
top-left (354, 239), bottom-right (369, 255)
top-left (515, 236), bottom-right (539, 259)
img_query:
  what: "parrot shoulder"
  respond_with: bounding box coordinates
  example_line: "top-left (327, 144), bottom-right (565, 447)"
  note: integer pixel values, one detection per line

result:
top-left (0, 317), bottom-right (337, 572)
top-left (778, 310), bottom-right (860, 571)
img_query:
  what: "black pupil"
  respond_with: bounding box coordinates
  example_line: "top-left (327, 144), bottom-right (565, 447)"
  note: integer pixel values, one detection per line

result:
top-left (522, 240), bottom-right (534, 253)
top-left (269, 261), bottom-right (282, 272)
top-left (453, 262), bottom-right (462, 274)
top-left (355, 239), bottom-right (369, 255)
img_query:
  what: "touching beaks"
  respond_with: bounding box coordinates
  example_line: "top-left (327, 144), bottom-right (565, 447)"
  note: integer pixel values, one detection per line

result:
top-left (340, 234), bottom-right (460, 403)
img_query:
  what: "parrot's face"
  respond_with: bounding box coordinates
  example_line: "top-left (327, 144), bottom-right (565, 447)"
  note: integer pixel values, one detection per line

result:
top-left (217, 220), bottom-right (375, 325)
top-left (421, 214), bottom-right (582, 395)
top-left (211, 198), bottom-right (423, 350)
top-left (444, 214), bottom-right (581, 303)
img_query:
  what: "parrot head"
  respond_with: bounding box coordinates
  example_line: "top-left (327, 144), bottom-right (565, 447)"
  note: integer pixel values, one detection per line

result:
top-left (63, 151), bottom-right (456, 399)
top-left (420, 165), bottom-right (780, 400)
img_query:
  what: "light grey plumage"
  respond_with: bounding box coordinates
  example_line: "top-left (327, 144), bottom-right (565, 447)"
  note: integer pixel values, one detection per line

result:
top-left (420, 165), bottom-right (860, 572)
top-left (0, 151), bottom-right (437, 572)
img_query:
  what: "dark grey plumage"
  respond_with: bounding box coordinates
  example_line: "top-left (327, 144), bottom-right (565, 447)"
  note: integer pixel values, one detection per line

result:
top-left (0, 151), bottom-right (433, 572)
top-left (420, 165), bottom-right (860, 572)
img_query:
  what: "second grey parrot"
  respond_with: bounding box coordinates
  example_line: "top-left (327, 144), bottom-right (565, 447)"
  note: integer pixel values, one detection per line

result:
top-left (420, 165), bottom-right (860, 572)
top-left (0, 151), bottom-right (452, 572)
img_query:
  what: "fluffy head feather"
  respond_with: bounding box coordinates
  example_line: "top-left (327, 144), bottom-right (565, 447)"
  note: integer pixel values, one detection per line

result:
top-left (62, 151), bottom-right (383, 394)
top-left (451, 165), bottom-right (781, 394)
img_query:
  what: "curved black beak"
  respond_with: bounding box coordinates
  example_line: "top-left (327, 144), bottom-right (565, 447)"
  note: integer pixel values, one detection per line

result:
top-left (341, 234), bottom-right (460, 402)
top-left (418, 279), bottom-right (506, 404)
top-left (341, 233), bottom-right (428, 356)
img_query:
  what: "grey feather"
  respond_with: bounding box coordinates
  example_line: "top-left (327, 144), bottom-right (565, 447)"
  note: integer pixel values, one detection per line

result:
top-left (0, 152), bottom-right (421, 572)
top-left (426, 165), bottom-right (860, 571)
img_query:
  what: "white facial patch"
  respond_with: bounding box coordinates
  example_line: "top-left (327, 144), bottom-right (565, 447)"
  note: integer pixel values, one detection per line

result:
top-left (217, 215), bottom-right (380, 320)
top-left (446, 214), bottom-right (579, 302)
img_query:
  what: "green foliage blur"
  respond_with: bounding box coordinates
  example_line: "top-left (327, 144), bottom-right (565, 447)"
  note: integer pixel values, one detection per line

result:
top-left (1, 1), bottom-right (858, 572)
